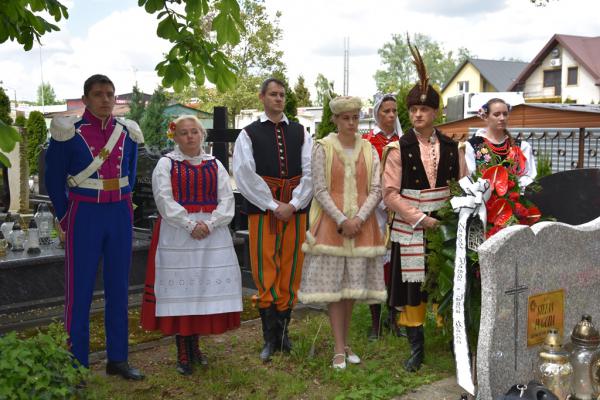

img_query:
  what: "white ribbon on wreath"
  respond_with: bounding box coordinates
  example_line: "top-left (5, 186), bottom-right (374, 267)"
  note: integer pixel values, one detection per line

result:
top-left (449, 176), bottom-right (491, 395)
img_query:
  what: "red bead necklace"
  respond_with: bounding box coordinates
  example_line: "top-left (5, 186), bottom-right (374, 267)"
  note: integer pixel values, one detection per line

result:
top-left (483, 137), bottom-right (510, 156)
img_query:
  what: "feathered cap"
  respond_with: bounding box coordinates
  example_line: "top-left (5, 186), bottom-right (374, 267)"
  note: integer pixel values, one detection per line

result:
top-left (406, 34), bottom-right (440, 110)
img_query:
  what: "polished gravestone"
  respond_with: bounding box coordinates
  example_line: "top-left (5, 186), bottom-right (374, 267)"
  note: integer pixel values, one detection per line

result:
top-left (526, 168), bottom-right (600, 225)
top-left (475, 217), bottom-right (600, 399)
top-left (0, 233), bottom-right (150, 314)
top-left (132, 147), bottom-right (161, 230)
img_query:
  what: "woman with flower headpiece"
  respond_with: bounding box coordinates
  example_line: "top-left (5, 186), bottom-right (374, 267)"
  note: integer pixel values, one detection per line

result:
top-left (362, 93), bottom-right (403, 340)
top-left (299, 96), bottom-right (387, 370)
top-left (141, 115), bottom-right (242, 376)
top-left (466, 98), bottom-right (537, 187)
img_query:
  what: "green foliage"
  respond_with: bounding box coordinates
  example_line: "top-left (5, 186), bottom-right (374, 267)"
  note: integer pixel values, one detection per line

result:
top-left (0, 0), bottom-right (69, 50)
top-left (14, 114), bottom-right (26, 127)
top-left (315, 73), bottom-right (334, 106)
top-left (374, 33), bottom-right (473, 92)
top-left (36, 82), bottom-right (59, 105)
top-left (0, 120), bottom-right (20, 167)
top-left (1, 0), bottom-right (242, 92)
top-left (0, 87), bottom-right (12, 126)
top-left (25, 111), bottom-right (47, 174)
top-left (294, 75), bottom-right (312, 107)
top-left (145, 0), bottom-right (244, 92)
top-left (173, 0), bottom-right (285, 124)
top-left (536, 152), bottom-right (553, 179)
top-left (140, 87), bottom-right (169, 151)
top-left (316, 93), bottom-right (338, 140)
top-left (126, 85), bottom-right (146, 124)
top-left (0, 322), bottom-right (88, 399)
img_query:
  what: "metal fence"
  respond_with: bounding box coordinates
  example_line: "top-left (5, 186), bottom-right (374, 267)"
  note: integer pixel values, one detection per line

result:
top-left (468, 128), bottom-right (600, 173)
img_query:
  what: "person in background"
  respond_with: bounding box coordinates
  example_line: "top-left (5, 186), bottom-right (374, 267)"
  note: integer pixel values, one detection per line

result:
top-left (362, 93), bottom-right (403, 340)
top-left (465, 98), bottom-right (537, 187)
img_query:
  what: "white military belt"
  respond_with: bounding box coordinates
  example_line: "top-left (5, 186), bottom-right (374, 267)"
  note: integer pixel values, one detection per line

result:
top-left (68, 176), bottom-right (129, 191)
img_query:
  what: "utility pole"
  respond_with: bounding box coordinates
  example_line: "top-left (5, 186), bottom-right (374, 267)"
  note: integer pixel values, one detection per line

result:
top-left (343, 37), bottom-right (349, 96)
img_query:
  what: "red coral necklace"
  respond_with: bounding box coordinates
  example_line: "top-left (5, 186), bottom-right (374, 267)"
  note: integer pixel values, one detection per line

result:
top-left (483, 138), bottom-right (510, 156)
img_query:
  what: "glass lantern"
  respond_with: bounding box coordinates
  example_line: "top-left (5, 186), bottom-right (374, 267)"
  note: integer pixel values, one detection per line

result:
top-left (34, 203), bottom-right (54, 245)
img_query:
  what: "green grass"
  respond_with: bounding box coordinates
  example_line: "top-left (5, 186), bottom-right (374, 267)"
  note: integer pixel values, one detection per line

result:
top-left (85, 304), bottom-right (455, 400)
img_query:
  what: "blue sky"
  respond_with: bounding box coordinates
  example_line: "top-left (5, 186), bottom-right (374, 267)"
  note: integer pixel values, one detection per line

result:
top-left (1, 0), bottom-right (599, 103)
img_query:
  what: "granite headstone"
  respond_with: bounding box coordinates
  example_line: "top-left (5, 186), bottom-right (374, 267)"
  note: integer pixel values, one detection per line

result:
top-left (132, 147), bottom-right (161, 229)
top-left (475, 217), bottom-right (600, 399)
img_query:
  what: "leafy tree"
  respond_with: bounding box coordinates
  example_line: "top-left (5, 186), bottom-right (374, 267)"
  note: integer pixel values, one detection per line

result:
top-left (25, 111), bottom-right (47, 175)
top-left (0, 87), bottom-right (12, 126)
top-left (126, 85), bottom-right (146, 124)
top-left (140, 87), bottom-right (169, 151)
top-left (1, 0), bottom-right (243, 92)
top-left (0, 87), bottom-right (19, 167)
top-left (316, 88), bottom-right (338, 140)
top-left (36, 83), bottom-right (58, 105)
top-left (294, 75), bottom-right (312, 107)
top-left (175, 0), bottom-right (285, 125)
top-left (14, 115), bottom-right (26, 127)
top-left (314, 73), bottom-right (334, 106)
top-left (374, 33), bottom-right (472, 93)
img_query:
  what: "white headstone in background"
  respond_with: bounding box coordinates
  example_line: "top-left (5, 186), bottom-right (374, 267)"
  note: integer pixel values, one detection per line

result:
top-left (476, 217), bottom-right (600, 399)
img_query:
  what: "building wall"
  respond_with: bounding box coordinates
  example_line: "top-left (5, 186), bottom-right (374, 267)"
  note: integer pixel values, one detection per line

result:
top-left (523, 45), bottom-right (600, 103)
top-left (442, 63), bottom-right (484, 106)
top-left (561, 50), bottom-right (600, 104)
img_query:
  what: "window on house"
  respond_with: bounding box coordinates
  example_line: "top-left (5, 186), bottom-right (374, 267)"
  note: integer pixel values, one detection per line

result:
top-left (568, 67), bottom-right (578, 85)
top-left (543, 70), bottom-right (561, 87)
top-left (458, 81), bottom-right (469, 92)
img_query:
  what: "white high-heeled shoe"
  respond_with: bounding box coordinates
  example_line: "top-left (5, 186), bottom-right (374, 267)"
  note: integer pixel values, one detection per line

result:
top-left (332, 353), bottom-right (346, 369)
top-left (344, 346), bottom-right (361, 364)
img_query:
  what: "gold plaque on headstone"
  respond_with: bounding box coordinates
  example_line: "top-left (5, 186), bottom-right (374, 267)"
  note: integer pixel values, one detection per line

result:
top-left (527, 289), bottom-right (565, 347)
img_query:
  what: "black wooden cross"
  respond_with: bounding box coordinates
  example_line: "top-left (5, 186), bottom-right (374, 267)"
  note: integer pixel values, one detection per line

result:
top-left (504, 262), bottom-right (528, 371)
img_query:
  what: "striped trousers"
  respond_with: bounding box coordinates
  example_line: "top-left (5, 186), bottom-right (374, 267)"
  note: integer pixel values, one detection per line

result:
top-left (248, 213), bottom-right (306, 311)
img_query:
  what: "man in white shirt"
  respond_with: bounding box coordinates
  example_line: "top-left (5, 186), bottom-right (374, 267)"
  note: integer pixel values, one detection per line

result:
top-left (232, 78), bottom-right (313, 361)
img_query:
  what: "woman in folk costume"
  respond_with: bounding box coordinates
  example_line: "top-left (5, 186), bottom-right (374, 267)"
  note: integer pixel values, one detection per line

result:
top-left (362, 93), bottom-right (404, 340)
top-left (465, 97), bottom-right (537, 187)
top-left (382, 38), bottom-right (468, 372)
top-left (298, 96), bottom-right (387, 370)
top-left (141, 115), bottom-right (242, 375)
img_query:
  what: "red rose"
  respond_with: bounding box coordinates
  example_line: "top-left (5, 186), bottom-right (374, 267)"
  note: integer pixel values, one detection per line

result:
top-left (514, 202), bottom-right (529, 219)
top-left (508, 191), bottom-right (520, 202)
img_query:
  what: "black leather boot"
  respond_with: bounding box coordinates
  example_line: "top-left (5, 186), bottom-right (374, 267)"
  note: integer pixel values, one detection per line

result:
top-left (367, 304), bottom-right (382, 341)
top-left (191, 334), bottom-right (209, 366)
top-left (384, 307), bottom-right (407, 337)
top-left (276, 308), bottom-right (292, 353)
top-left (175, 335), bottom-right (193, 375)
top-left (106, 361), bottom-right (145, 380)
top-left (404, 325), bottom-right (425, 372)
top-left (259, 305), bottom-right (277, 362)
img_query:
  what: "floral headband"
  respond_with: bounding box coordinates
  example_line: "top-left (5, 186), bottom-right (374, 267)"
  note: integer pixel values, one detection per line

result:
top-left (477, 102), bottom-right (512, 120)
top-left (167, 121), bottom-right (177, 139)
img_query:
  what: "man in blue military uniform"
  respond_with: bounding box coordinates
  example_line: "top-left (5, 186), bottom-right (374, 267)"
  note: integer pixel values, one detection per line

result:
top-left (45, 74), bottom-right (145, 379)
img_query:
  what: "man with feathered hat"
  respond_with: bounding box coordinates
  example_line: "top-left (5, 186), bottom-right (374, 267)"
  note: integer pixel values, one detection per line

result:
top-left (381, 37), bottom-right (467, 372)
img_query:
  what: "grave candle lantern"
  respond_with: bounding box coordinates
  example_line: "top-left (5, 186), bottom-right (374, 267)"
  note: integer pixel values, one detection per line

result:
top-left (34, 203), bottom-right (54, 245)
top-left (26, 219), bottom-right (41, 255)
top-left (569, 314), bottom-right (600, 400)
top-left (535, 328), bottom-right (573, 400)
top-left (9, 221), bottom-right (25, 251)
top-left (0, 212), bottom-right (14, 244)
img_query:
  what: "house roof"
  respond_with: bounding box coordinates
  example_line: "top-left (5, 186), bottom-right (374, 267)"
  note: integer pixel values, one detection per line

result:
top-left (442, 58), bottom-right (528, 91)
top-left (436, 102), bottom-right (600, 139)
top-left (44, 104), bottom-right (130, 118)
top-left (508, 34), bottom-right (600, 90)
